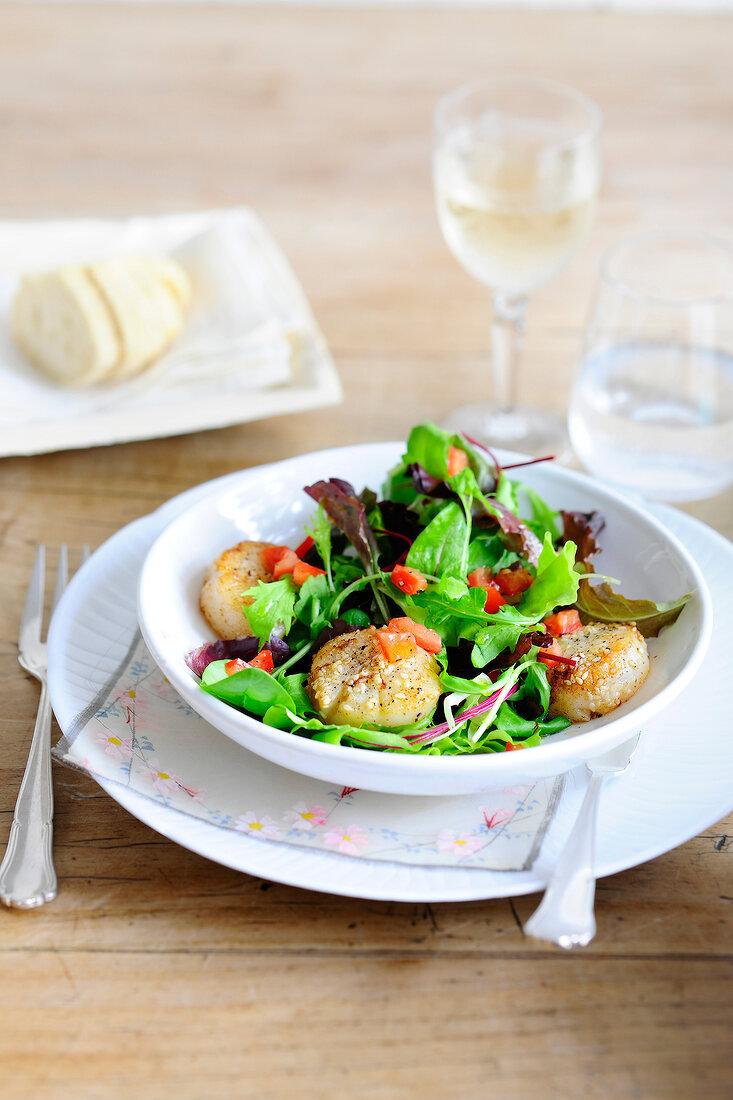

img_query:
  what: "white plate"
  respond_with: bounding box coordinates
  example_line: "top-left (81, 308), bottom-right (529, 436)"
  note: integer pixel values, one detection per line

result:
top-left (137, 443), bottom-right (712, 795)
top-left (0, 208), bottom-right (342, 455)
top-left (48, 490), bottom-right (733, 902)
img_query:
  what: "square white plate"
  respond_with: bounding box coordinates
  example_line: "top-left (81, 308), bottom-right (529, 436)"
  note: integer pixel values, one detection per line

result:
top-left (0, 207), bottom-right (342, 455)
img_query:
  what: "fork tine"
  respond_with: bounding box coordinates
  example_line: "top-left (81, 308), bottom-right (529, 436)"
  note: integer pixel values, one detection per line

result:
top-left (51, 546), bottom-right (68, 616)
top-left (19, 545), bottom-right (45, 653)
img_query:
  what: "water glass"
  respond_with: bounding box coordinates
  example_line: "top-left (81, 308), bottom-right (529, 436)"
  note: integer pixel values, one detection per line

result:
top-left (568, 231), bottom-right (733, 501)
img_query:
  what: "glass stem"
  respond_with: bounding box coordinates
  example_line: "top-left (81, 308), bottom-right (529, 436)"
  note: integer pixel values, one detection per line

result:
top-left (491, 291), bottom-right (529, 412)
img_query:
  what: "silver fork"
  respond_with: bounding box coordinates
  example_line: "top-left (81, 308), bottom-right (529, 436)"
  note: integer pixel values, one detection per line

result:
top-left (523, 733), bottom-right (641, 949)
top-left (0, 546), bottom-right (87, 909)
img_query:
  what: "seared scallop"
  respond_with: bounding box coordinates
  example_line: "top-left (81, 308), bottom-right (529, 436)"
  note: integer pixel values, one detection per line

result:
top-left (199, 540), bottom-right (276, 640)
top-left (547, 621), bottom-right (650, 723)
top-left (307, 627), bottom-right (442, 729)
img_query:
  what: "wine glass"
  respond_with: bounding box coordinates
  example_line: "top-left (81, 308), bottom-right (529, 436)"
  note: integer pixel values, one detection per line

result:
top-left (433, 76), bottom-right (601, 455)
top-left (568, 231), bottom-right (733, 501)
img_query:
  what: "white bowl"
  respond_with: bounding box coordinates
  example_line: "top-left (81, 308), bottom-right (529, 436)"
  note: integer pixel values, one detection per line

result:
top-left (137, 442), bottom-right (712, 795)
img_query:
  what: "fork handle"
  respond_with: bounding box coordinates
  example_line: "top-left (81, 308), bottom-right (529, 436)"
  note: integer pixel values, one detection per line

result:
top-left (523, 772), bottom-right (604, 949)
top-left (0, 679), bottom-right (57, 908)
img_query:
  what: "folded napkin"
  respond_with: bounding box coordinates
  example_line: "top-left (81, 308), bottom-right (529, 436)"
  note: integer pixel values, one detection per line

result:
top-left (54, 630), bottom-right (564, 872)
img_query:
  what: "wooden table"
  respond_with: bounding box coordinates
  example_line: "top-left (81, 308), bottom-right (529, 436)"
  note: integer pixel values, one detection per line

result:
top-left (1, 6), bottom-right (731, 1097)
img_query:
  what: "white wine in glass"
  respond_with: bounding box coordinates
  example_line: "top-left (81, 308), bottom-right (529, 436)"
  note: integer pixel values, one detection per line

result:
top-left (433, 77), bottom-right (601, 455)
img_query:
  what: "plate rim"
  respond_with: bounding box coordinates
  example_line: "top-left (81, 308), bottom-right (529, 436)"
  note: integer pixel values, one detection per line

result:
top-left (48, 475), bottom-right (733, 902)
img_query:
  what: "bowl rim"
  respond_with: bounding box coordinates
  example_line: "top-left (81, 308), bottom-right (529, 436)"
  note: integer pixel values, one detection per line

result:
top-left (137, 440), bottom-right (713, 779)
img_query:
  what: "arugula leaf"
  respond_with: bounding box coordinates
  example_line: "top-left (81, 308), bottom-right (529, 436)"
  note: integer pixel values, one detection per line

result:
top-left (305, 502), bottom-right (333, 587)
top-left (404, 580), bottom-right (489, 647)
top-left (518, 535), bottom-right (580, 620)
top-left (575, 580), bottom-right (693, 637)
top-left (245, 578), bottom-right (297, 647)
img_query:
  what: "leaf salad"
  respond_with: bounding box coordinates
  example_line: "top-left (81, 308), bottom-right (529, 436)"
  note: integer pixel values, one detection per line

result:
top-left (186, 422), bottom-right (691, 757)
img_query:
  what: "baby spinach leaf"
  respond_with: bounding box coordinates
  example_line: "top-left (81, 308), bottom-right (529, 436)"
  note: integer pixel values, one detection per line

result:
top-left (404, 422), bottom-right (452, 479)
top-left (201, 661), bottom-right (295, 716)
top-left (405, 500), bottom-right (467, 578)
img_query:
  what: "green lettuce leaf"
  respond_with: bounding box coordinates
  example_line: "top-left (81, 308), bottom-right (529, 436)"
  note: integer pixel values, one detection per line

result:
top-left (244, 578), bottom-right (297, 647)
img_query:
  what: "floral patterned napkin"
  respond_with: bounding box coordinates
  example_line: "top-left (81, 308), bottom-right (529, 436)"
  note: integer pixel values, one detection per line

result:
top-left (53, 632), bottom-right (563, 871)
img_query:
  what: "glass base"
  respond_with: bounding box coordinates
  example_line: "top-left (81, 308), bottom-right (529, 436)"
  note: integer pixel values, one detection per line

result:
top-left (440, 402), bottom-right (570, 461)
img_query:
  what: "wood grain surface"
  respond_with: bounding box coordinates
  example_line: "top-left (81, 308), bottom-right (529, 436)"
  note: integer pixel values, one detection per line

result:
top-left (0, 6), bottom-right (731, 1098)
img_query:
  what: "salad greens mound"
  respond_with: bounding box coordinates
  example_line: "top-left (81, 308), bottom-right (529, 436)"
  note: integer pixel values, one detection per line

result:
top-left (187, 422), bottom-right (691, 756)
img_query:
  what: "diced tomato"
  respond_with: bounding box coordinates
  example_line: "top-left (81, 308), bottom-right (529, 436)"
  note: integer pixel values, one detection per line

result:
top-left (248, 649), bottom-right (274, 673)
top-left (390, 564), bottom-right (428, 595)
top-left (272, 548), bottom-right (300, 579)
top-left (224, 658), bottom-right (249, 676)
top-left (447, 445), bottom-right (469, 477)
top-left (544, 609), bottom-right (583, 636)
top-left (295, 535), bottom-right (315, 558)
top-left (482, 586), bottom-right (507, 614)
top-left (538, 638), bottom-right (563, 667)
top-left (467, 567), bottom-right (494, 588)
top-left (504, 741), bottom-right (525, 751)
top-left (292, 560), bottom-right (327, 586)
top-left (376, 630), bottom-right (418, 662)
top-left (495, 567), bottom-right (534, 596)
top-left (262, 544), bottom-right (292, 573)
top-left (387, 616), bottom-right (442, 654)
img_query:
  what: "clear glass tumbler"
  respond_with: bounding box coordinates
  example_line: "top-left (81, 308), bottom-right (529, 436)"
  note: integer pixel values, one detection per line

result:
top-left (433, 76), bottom-right (601, 456)
top-left (569, 231), bottom-right (733, 501)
